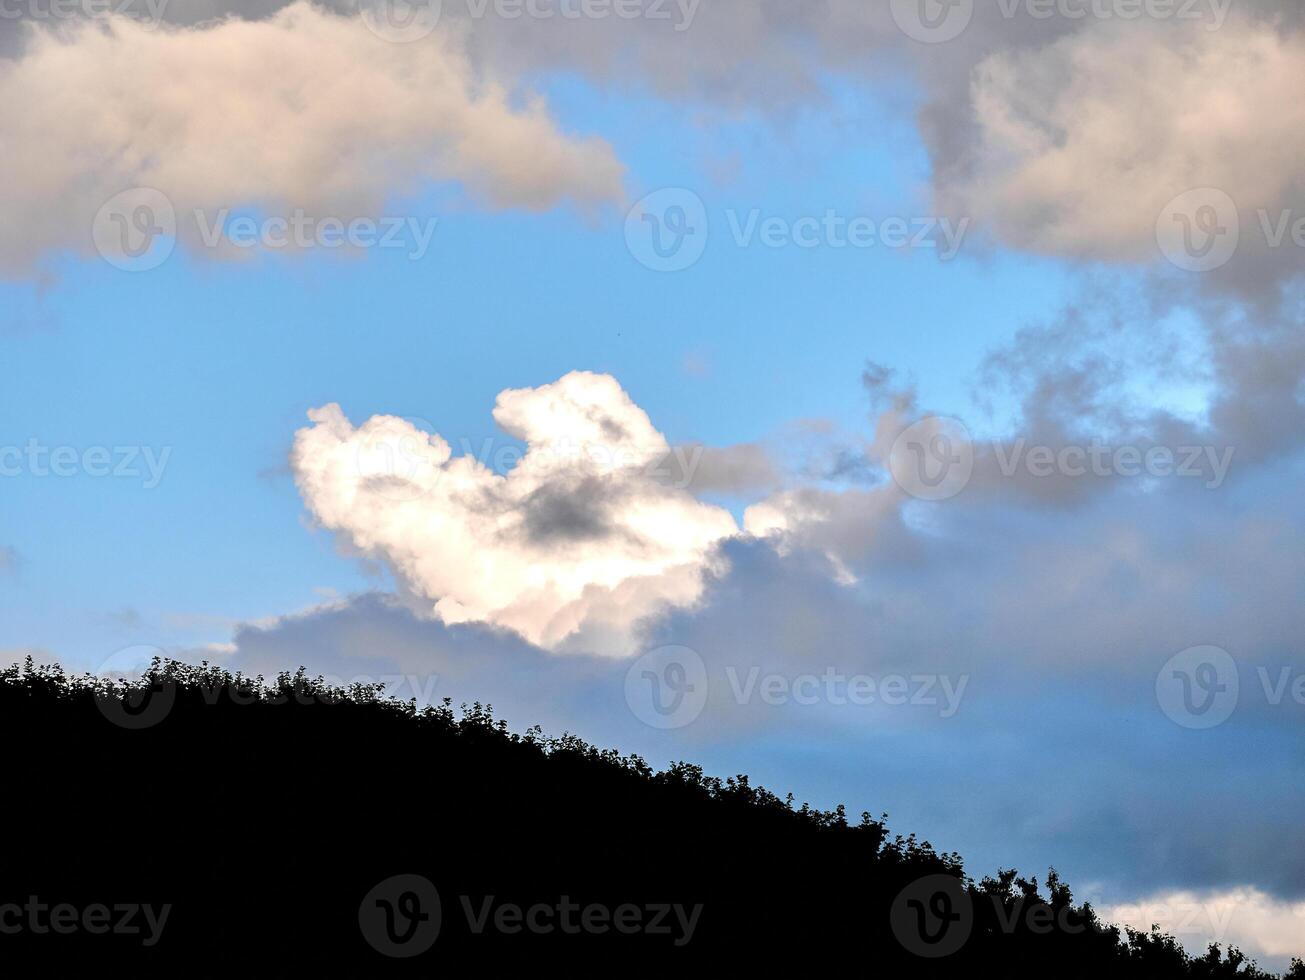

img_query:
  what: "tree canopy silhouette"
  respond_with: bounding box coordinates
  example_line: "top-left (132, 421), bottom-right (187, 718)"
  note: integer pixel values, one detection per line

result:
top-left (3, 657), bottom-right (1299, 976)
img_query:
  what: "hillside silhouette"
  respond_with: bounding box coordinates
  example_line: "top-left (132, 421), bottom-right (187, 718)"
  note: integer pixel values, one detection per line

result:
top-left (3, 657), bottom-right (1299, 976)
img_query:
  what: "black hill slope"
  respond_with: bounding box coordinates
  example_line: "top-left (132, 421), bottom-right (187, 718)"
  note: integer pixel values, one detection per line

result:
top-left (1, 658), bottom-right (1298, 977)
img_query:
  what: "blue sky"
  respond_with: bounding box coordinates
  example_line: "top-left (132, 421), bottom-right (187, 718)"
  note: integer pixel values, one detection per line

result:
top-left (0, 79), bottom-right (1070, 662)
top-left (3, 1), bottom-right (1304, 969)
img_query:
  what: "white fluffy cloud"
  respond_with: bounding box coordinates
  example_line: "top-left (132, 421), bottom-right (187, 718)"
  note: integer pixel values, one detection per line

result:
top-left (1101, 887), bottom-right (1305, 973)
top-left (292, 372), bottom-right (740, 655)
top-left (943, 14), bottom-right (1305, 273)
top-left (0, 3), bottom-right (624, 275)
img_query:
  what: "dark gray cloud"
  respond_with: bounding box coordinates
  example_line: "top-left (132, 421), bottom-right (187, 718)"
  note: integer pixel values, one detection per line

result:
top-left (229, 276), bottom-right (1305, 906)
top-left (519, 476), bottom-right (625, 544)
top-left (663, 442), bottom-right (781, 495)
top-left (213, 322), bottom-right (1305, 904)
top-left (214, 478), bottom-right (1305, 905)
top-left (6, 0), bottom-right (1302, 305)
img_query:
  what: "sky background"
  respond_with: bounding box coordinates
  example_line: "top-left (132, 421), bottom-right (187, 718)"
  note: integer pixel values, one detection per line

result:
top-left (2, 0), bottom-right (1304, 969)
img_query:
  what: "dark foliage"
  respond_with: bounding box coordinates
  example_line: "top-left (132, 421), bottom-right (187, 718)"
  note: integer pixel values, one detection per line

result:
top-left (1, 657), bottom-right (1300, 976)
